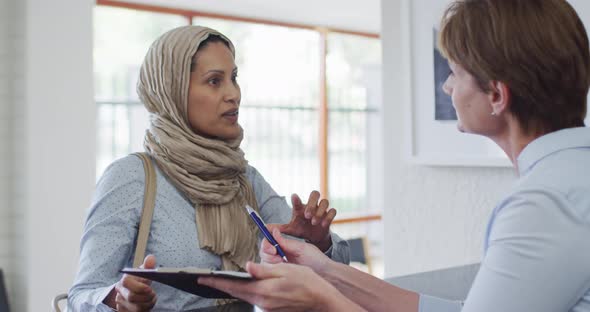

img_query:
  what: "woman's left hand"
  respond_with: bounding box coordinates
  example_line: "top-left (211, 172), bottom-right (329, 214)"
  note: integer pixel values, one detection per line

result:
top-left (268, 191), bottom-right (336, 252)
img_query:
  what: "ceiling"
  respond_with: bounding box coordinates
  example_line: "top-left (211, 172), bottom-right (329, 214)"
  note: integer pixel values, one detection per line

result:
top-left (109, 0), bottom-right (381, 34)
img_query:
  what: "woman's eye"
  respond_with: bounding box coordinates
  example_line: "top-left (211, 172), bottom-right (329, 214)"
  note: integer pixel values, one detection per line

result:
top-left (208, 78), bottom-right (220, 86)
top-left (232, 73), bottom-right (238, 83)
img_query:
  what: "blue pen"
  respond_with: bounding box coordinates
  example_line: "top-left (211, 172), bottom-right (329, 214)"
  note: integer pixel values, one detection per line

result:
top-left (245, 205), bottom-right (288, 262)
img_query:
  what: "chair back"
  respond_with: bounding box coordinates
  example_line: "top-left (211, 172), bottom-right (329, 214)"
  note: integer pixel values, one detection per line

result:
top-left (346, 237), bottom-right (372, 274)
top-left (348, 237), bottom-right (367, 264)
top-left (52, 293), bottom-right (68, 312)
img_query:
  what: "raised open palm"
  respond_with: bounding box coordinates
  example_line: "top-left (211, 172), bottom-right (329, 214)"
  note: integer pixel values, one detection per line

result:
top-left (270, 191), bottom-right (336, 252)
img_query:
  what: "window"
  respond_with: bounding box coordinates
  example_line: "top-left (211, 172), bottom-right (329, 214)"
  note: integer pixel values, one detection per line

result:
top-left (94, 6), bottom-right (186, 173)
top-left (193, 17), bottom-right (322, 198)
top-left (94, 2), bottom-right (384, 277)
top-left (327, 33), bottom-right (382, 218)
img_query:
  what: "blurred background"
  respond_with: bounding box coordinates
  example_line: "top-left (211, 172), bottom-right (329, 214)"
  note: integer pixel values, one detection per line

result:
top-left (9, 0), bottom-right (583, 311)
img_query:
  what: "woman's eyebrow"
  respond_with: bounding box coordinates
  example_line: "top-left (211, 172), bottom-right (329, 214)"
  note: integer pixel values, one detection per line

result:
top-left (201, 68), bottom-right (238, 77)
top-left (205, 69), bottom-right (224, 73)
top-left (202, 69), bottom-right (225, 76)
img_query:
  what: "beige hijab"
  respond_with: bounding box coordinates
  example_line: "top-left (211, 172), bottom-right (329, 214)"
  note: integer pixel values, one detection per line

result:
top-left (137, 26), bottom-right (259, 272)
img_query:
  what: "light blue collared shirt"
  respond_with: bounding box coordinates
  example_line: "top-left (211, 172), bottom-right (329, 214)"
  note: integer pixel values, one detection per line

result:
top-left (420, 127), bottom-right (590, 312)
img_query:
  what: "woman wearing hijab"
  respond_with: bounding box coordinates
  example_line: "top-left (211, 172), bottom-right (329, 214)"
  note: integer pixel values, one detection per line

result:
top-left (199, 0), bottom-right (590, 311)
top-left (68, 26), bottom-right (349, 311)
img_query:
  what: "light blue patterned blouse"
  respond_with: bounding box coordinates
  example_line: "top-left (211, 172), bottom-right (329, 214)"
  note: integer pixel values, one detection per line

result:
top-left (420, 127), bottom-right (590, 312)
top-left (68, 154), bottom-right (350, 311)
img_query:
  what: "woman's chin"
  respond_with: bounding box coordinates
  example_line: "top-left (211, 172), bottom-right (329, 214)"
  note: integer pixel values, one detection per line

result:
top-left (217, 127), bottom-right (243, 141)
top-left (191, 125), bottom-right (242, 141)
top-left (456, 122), bottom-right (466, 133)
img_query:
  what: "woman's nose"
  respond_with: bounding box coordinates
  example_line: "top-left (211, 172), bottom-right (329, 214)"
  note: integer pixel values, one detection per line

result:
top-left (224, 84), bottom-right (240, 105)
top-left (442, 78), bottom-right (452, 96)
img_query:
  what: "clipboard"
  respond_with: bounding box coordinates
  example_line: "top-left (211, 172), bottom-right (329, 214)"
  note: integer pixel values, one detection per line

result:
top-left (121, 267), bottom-right (252, 298)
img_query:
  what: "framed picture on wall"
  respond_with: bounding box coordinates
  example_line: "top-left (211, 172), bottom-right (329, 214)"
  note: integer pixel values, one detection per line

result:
top-left (403, 0), bottom-right (590, 167)
top-left (403, 0), bottom-right (511, 167)
top-left (432, 28), bottom-right (456, 121)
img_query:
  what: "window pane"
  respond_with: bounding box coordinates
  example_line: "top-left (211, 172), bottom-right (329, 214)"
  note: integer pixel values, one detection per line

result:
top-left (194, 17), bottom-right (321, 199)
top-left (327, 33), bottom-right (383, 277)
top-left (327, 33), bottom-right (381, 217)
top-left (94, 6), bottom-right (186, 177)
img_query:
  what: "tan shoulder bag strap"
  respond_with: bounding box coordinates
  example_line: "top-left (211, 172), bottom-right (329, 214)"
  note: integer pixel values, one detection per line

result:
top-left (132, 152), bottom-right (157, 268)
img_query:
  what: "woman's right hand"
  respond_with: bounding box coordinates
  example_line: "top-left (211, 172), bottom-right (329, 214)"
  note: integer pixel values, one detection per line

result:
top-left (104, 255), bottom-right (157, 311)
top-left (198, 262), bottom-right (363, 312)
top-left (260, 228), bottom-right (332, 274)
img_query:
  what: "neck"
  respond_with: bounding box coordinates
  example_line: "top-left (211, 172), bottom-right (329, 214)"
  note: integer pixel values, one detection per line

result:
top-left (488, 116), bottom-right (541, 174)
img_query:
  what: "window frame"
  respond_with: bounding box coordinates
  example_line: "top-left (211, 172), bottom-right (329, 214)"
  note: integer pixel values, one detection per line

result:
top-left (95, 0), bottom-right (382, 225)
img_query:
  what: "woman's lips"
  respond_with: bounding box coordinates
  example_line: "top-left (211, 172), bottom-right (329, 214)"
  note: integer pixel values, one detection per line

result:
top-left (222, 110), bottom-right (239, 123)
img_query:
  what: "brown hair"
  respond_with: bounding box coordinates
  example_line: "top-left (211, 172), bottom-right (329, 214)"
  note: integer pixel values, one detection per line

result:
top-left (438, 0), bottom-right (589, 134)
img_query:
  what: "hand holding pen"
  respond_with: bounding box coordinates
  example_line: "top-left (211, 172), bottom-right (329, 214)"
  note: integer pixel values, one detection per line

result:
top-left (245, 205), bottom-right (289, 262)
top-left (258, 227), bottom-right (332, 275)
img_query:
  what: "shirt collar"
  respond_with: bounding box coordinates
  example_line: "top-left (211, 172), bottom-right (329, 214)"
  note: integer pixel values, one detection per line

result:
top-left (517, 127), bottom-right (590, 176)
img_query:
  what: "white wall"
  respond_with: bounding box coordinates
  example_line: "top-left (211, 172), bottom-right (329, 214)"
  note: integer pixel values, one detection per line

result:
top-left (114, 0), bottom-right (381, 34)
top-left (0, 0), bottom-right (95, 310)
top-left (380, 0), bottom-right (514, 278)
top-left (24, 0), bottom-right (95, 309)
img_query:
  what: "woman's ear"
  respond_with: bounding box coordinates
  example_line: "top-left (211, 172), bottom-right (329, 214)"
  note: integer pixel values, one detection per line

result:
top-left (488, 81), bottom-right (510, 115)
